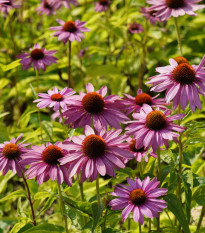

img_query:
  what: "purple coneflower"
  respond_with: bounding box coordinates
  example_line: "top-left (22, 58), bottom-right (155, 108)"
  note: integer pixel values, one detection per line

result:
top-left (125, 105), bottom-right (185, 152)
top-left (147, 0), bottom-right (205, 21)
top-left (36, 0), bottom-right (57, 16)
top-left (17, 43), bottom-right (57, 71)
top-left (109, 177), bottom-right (168, 224)
top-left (95, 0), bottom-right (111, 12)
top-left (126, 138), bottom-right (156, 162)
top-left (120, 89), bottom-right (167, 115)
top-left (60, 125), bottom-right (133, 182)
top-left (0, 134), bottom-right (30, 176)
top-left (146, 56), bottom-right (205, 111)
top-left (140, 7), bottom-right (163, 25)
top-left (62, 83), bottom-right (129, 129)
top-left (128, 22), bottom-right (144, 34)
top-left (20, 142), bottom-right (72, 186)
top-left (34, 87), bottom-right (76, 111)
top-left (50, 19), bottom-right (90, 44)
top-left (0, 0), bottom-right (21, 14)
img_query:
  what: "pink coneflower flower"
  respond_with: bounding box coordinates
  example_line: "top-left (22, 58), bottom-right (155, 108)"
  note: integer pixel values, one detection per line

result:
top-left (62, 83), bottom-right (129, 129)
top-left (20, 142), bottom-right (72, 186)
top-left (34, 87), bottom-right (76, 111)
top-left (95, 0), bottom-right (111, 12)
top-left (50, 0), bottom-right (79, 9)
top-left (50, 19), bottom-right (90, 44)
top-left (0, 0), bottom-right (21, 14)
top-left (121, 89), bottom-right (167, 115)
top-left (60, 125), bottom-right (134, 182)
top-left (36, 0), bottom-right (57, 16)
top-left (127, 138), bottom-right (156, 162)
top-left (17, 43), bottom-right (57, 71)
top-left (125, 105), bottom-right (185, 152)
top-left (140, 7), bottom-right (163, 25)
top-left (147, 0), bottom-right (205, 21)
top-left (109, 177), bottom-right (168, 224)
top-left (0, 134), bottom-right (30, 176)
top-left (146, 56), bottom-right (205, 111)
top-left (128, 22), bottom-right (144, 34)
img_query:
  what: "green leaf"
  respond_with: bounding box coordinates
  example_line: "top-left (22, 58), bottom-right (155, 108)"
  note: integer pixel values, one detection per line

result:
top-left (18, 107), bottom-right (38, 126)
top-left (191, 159), bottom-right (205, 174)
top-left (102, 229), bottom-right (122, 233)
top-left (34, 192), bottom-right (51, 200)
top-left (41, 121), bottom-right (54, 143)
top-left (195, 228), bottom-right (205, 233)
top-left (23, 223), bottom-right (64, 233)
top-left (91, 202), bottom-right (104, 232)
top-left (0, 78), bottom-right (10, 89)
top-left (1, 60), bottom-right (21, 71)
top-left (0, 124), bottom-right (10, 143)
top-left (193, 185), bottom-right (205, 206)
top-left (161, 166), bottom-right (174, 183)
top-left (0, 190), bottom-right (26, 202)
top-left (164, 194), bottom-right (190, 233)
top-left (39, 195), bottom-right (56, 215)
top-left (0, 112), bottom-right (10, 119)
top-left (0, 171), bottom-right (15, 193)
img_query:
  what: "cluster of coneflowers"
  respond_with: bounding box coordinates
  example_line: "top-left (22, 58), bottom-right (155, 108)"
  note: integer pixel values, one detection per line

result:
top-left (0, 0), bottom-right (205, 232)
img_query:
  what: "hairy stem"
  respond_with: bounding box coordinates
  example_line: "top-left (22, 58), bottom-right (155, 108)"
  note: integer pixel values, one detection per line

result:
top-left (157, 147), bottom-right (161, 231)
top-left (57, 183), bottom-right (69, 233)
top-left (174, 18), bottom-right (183, 56)
top-left (197, 206), bottom-right (205, 230)
top-left (22, 174), bottom-right (36, 226)
top-left (68, 41), bottom-right (71, 87)
top-left (96, 176), bottom-right (101, 205)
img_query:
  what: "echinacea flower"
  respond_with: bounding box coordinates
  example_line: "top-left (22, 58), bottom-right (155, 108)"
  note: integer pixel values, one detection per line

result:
top-left (20, 142), bottom-right (72, 186)
top-left (127, 138), bottom-right (156, 162)
top-left (62, 83), bottom-right (129, 130)
top-left (50, 19), bottom-right (90, 44)
top-left (34, 87), bottom-right (76, 111)
top-left (0, 134), bottom-right (30, 176)
top-left (36, 0), bottom-right (57, 16)
top-left (140, 7), bottom-right (164, 25)
top-left (125, 105), bottom-right (185, 152)
top-left (146, 56), bottom-right (205, 111)
top-left (147, 0), bottom-right (205, 21)
top-left (109, 177), bottom-right (168, 224)
top-left (50, 0), bottom-right (78, 9)
top-left (0, 0), bottom-right (21, 14)
top-left (128, 22), bottom-right (144, 34)
top-left (17, 43), bottom-right (57, 71)
top-left (95, 0), bottom-right (111, 12)
top-left (60, 125), bottom-right (134, 182)
top-left (120, 89), bottom-right (167, 115)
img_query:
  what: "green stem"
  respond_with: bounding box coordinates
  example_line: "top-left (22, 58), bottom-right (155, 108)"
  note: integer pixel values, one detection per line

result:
top-left (157, 147), bottom-right (161, 231)
top-left (35, 69), bottom-right (39, 93)
top-left (148, 219), bottom-right (151, 232)
top-left (79, 182), bottom-right (85, 202)
top-left (57, 183), bottom-right (69, 233)
top-left (68, 41), bottom-right (71, 87)
top-left (174, 18), bottom-right (183, 56)
top-left (128, 218), bottom-right (131, 232)
top-left (22, 173), bottom-right (36, 226)
top-left (197, 206), bottom-right (205, 230)
top-left (103, 209), bottom-right (108, 230)
top-left (139, 223), bottom-right (142, 233)
top-left (177, 105), bottom-right (183, 202)
top-left (96, 176), bottom-right (101, 205)
top-left (157, 147), bottom-right (161, 181)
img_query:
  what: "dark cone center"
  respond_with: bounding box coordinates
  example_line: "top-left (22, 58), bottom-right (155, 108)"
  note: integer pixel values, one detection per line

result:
top-left (146, 110), bottom-right (167, 130)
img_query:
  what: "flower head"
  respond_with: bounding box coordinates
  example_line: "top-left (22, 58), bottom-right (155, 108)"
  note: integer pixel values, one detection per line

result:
top-left (95, 0), bottom-right (111, 12)
top-left (34, 87), bottom-right (76, 111)
top-left (147, 0), bottom-right (205, 21)
top-left (50, 19), bottom-right (90, 44)
top-left (17, 43), bottom-right (57, 71)
top-left (121, 89), bottom-right (167, 115)
top-left (0, 134), bottom-right (31, 176)
top-left (126, 138), bottom-right (156, 162)
top-left (36, 0), bottom-right (58, 16)
top-left (125, 105), bottom-right (185, 152)
top-left (0, 0), bottom-right (21, 14)
top-left (146, 56), bottom-right (205, 111)
top-left (109, 177), bottom-right (168, 224)
top-left (128, 22), bottom-right (144, 34)
top-left (140, 7), bottom-right (164, 25)
top-left (59, 125), bottom-right (133, 182)
top-left (62, 83), bottom-right (129, 130)
top-left (20, 142), bottom-right (72, 186)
